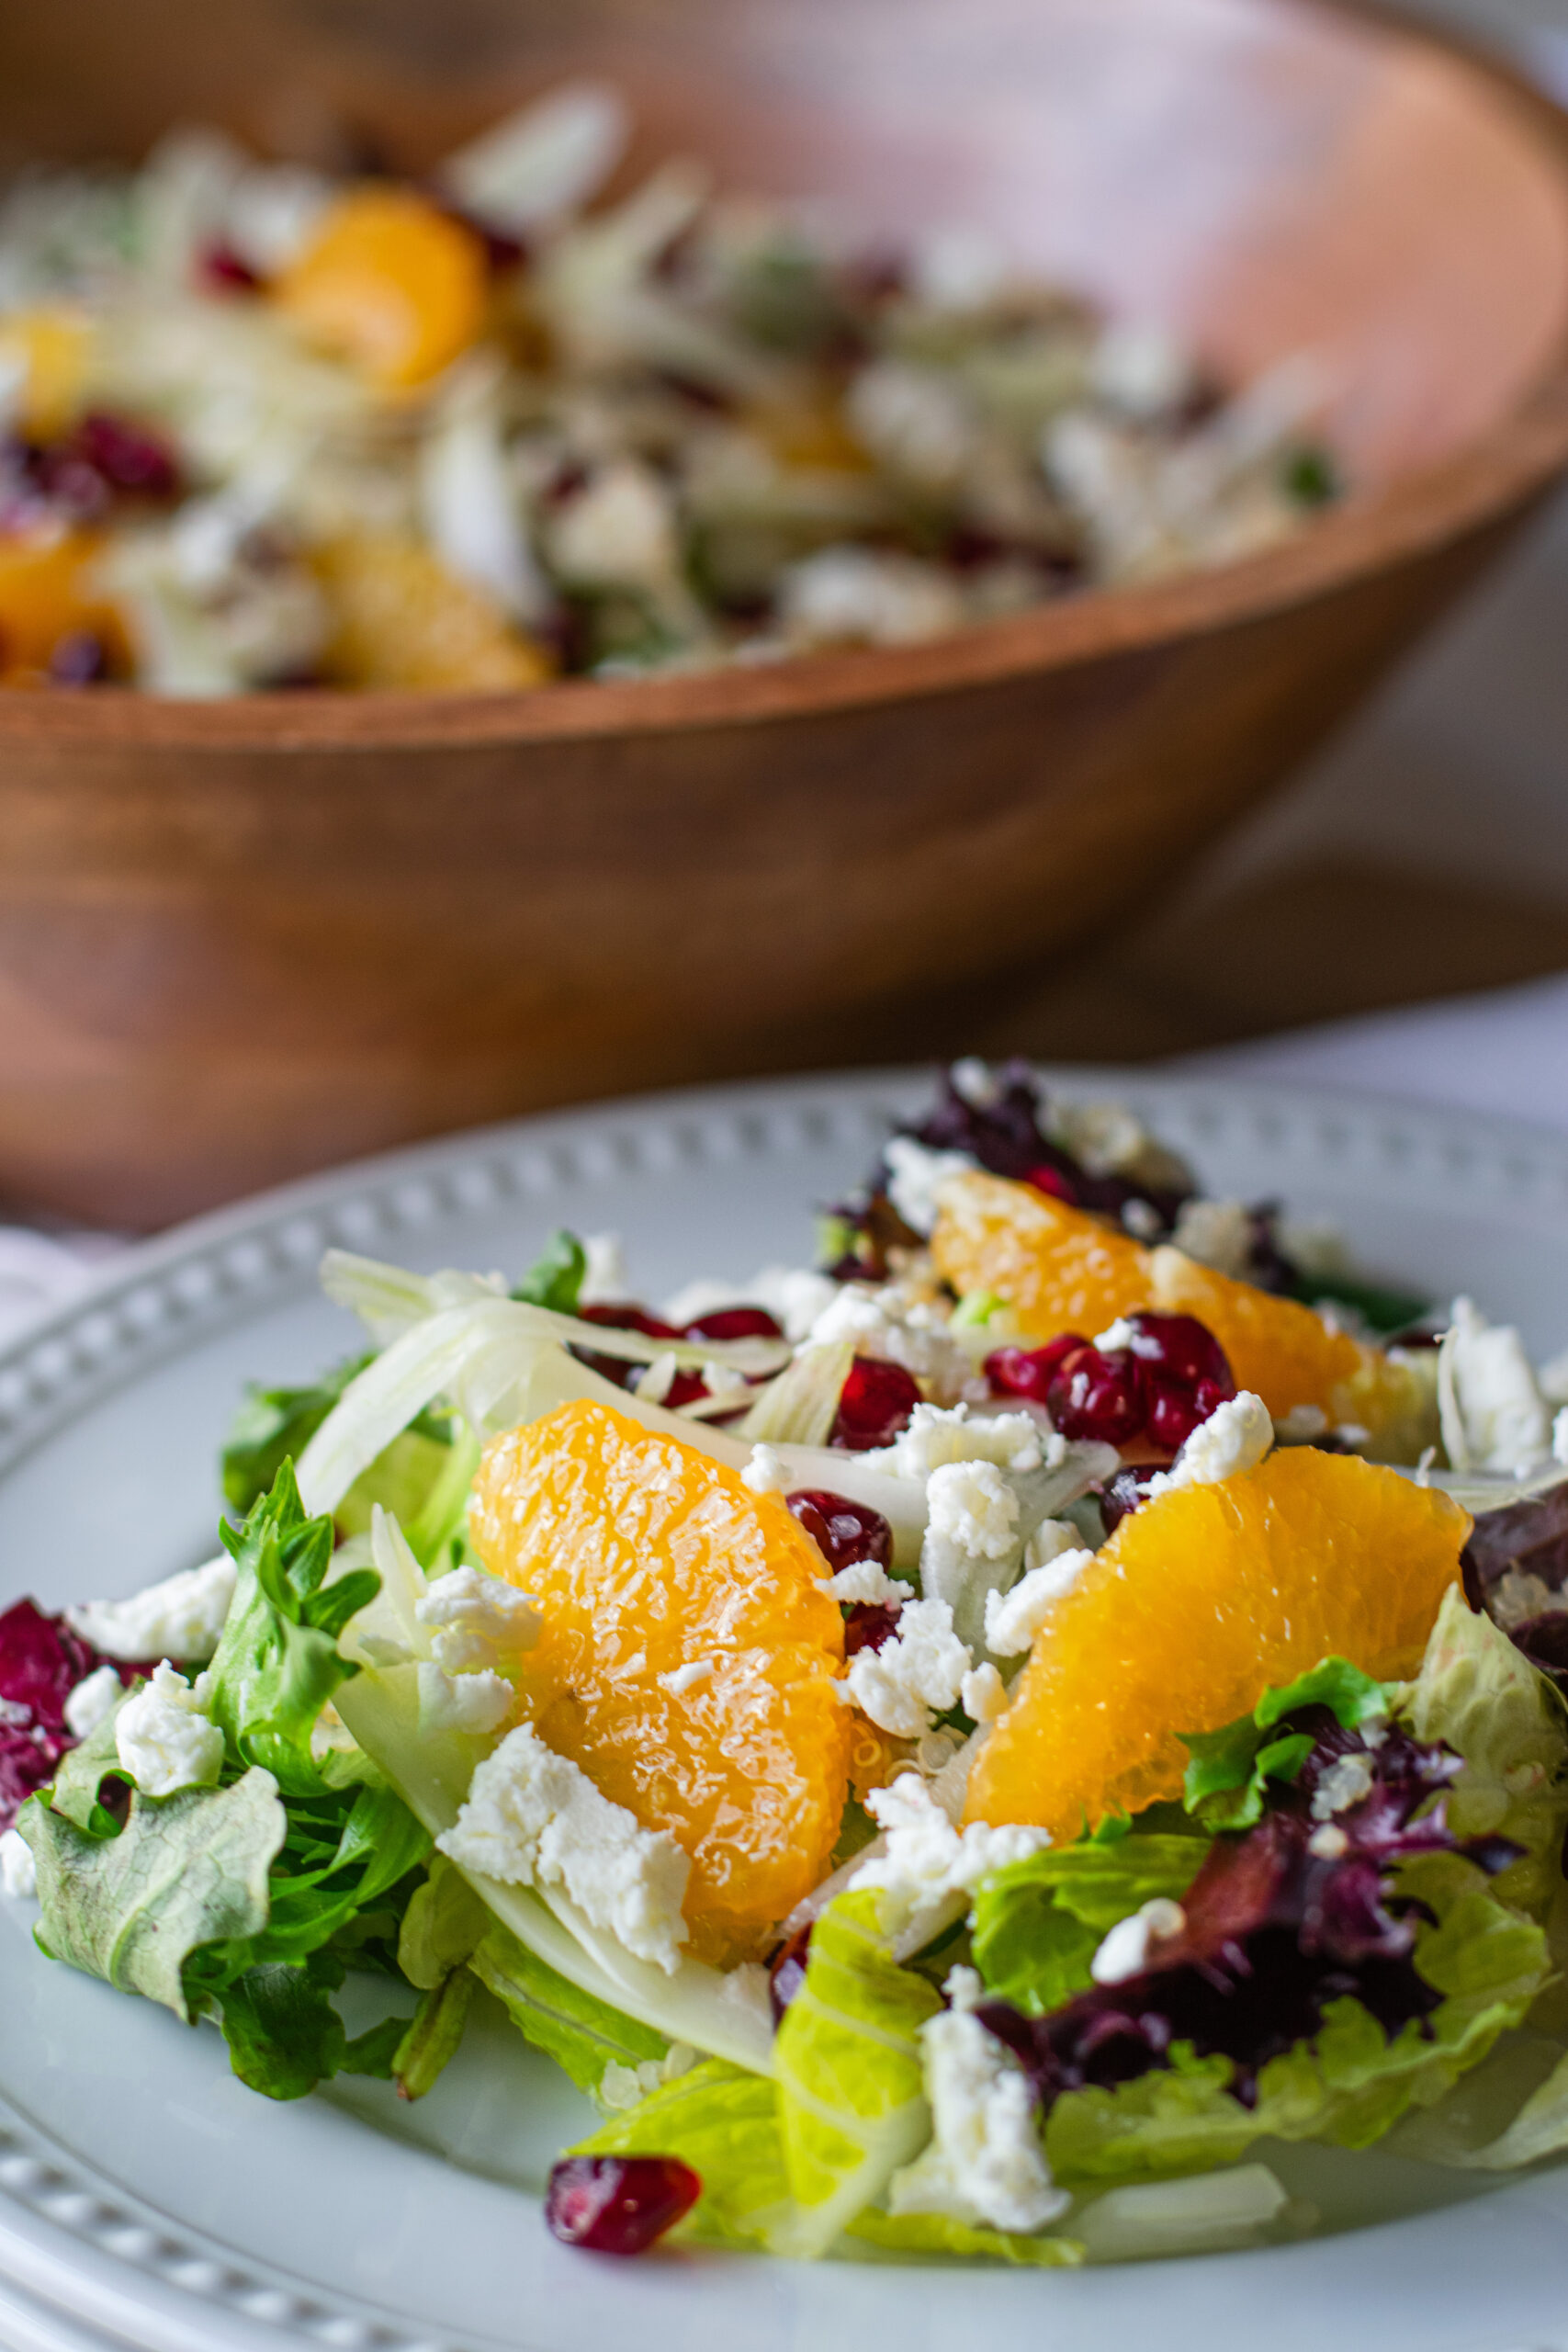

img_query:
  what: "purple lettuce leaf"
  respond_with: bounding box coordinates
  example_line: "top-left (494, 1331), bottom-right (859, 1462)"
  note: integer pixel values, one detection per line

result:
top-left (0, 1598), bottom-right (141, 1835)
top-left (977, 1713), bottom-right (1517, 2114)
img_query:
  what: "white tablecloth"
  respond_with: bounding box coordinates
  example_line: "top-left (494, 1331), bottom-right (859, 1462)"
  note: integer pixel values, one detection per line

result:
top-left (3, 973), bottom-right (1566, 1351)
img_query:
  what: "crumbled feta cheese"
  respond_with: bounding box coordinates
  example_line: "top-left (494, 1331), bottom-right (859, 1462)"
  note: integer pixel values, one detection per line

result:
top-left (578, 1232), bottom-right (629, 1306)
top-left (1091, 318), bottom-right (1193, 421)
top-left (1022, 1518), bottom-right (1080, 1573)
top-left (660, 1657), bottom-right (715, 1696)
top-left (416, 1660), bottom-right (514, 1737)
top-left (847, 359), bottom-right (978, 494)
top-left (1090, 1897), bottom-right (1186, 1985)
top-left (597, 2040), bottom-right (697, 2112)
top-left (634, 1351), bottom-right (678, 1404)
top-left (67, 1555), bottom-right (236, 1663)
top-left (700, 1361), bottom-right (750, 1398)
top-left (742, 1442), bottom-right (791, 1495)
top-left (944, 1961), bottom-right (984, 2013)
top-left (891, 2005), bottom-right (1068, 2233)
top-left (778, 545), bottom-right (965, 650)
top-left (0, 1828), bottom-right (36, 1899)
top-left (1308, 1824), bottom-right (1349, 1860)
top-left (1275, 1404), bottom-right (1328, 1442)
top-left (828, 1559), bottom-right (912, 1608)
top-left (414, 1566), bottom-right (541, 1672)
top-left (1094, 1317), bottom-right (1137, 1352)
top-left (961, 1662), bottom-right (1008, 1723)
top-left (845, 1597), bottom-right (973, 1737)
top-left (437, 1723), bottom-right (690, 1972)
top-left (1540, 1349), bottom-right (1568, 1408)
top-left (1122, 1198), bottom-right (1162, 1239)
top-left (950, 1058), bottom-right (1001, 1110)
top-left (1170, 1198), bottom-right (1255, 1280)
top-left (114, 1663), bottom-right (224, 1798)
top-left (1053, 1099), bottom-right (1164, 1182)
top-left (926, 1460), bottom-right (1019, 1562)
top-left (983, 1548), bottom-right (1094, 1657)
top-left (547, 458), bottom-right (682, 594)
top-left (1151, 1391), bottom-right (1272, 1492)
top-left (807, 1283), bottom-right (983, 1406)
top-left (851, 1774), bottom-right (1050, 1951)
top-left (870, 1401), bottom-right (1044, 1480)
top-left (1310, 1752), bottom-right (1376, 1821)
top-left (883, 1137), bottom-right (976, 1239)
top-left (1438, 1297), bottom-right (1552, 1475)
top-left (62, 1663), bottom-right (122, 1741)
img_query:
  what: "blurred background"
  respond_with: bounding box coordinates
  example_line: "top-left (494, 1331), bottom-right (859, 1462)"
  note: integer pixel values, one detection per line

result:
top-left (965, 0), bottom-right (1568, 1066)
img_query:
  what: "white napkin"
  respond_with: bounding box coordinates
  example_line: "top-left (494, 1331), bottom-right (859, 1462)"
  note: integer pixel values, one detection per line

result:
top-left (1174, 973), bottom-right (1568, 1135)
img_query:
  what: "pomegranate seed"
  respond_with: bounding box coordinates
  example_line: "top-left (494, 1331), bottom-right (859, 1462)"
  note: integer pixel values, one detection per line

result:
top-left (1047, 1346), bottom-right (1145, 1447)
top-left (768, 1922), bottom-right (813, 2022)
top-left (682, 1305), bottom-right (783, 1343)
top-left (829, 1356), bottom-right (920, 1451)
top-left (48, 629), bottom-right (110, 685)
top-left (1023, 1162), bottom-right (1077, 1204)
top-left (986, 1335), bottom-right (1084, 1405)
top-left (786, 1489), bottom-right (893, 1573)
top-left (1124, 1313), bottom-right (1233, 1393)
top-left (73, 413), bottom-right (180, 500)
top-left (545, 2155), bottom-right (701, 2254)
top-left (197, 238), bottom-right (263, 293)
top-left (843, 1601), bottom-right (900, 1656)
top-left (1099, 1466), bottom-right (1153, 1532)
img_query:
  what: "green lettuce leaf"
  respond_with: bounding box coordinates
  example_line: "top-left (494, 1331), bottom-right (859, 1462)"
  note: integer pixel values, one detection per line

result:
top-left (573, 2059), bottom-right (795, 2249)
top-left (845, 2208), bottom-right (1084, 2266)
top-left (773, 1890), bottom-right (942, 2256)
top-left (972, 1836), bottom-right (1209, 2017)
top-left (18, 1770), bottom-right (285, 2020)
top-left (393, 1970), bottom-right (476, 2099)
top-left (206, 1463), bottom-right (378, 1798)
top-left (468, 1917), bottom-right (670, 2098)
top-left (512, 1229), bottom-right (587, 1314)
top-left (210, 1951), bottom-right (409, 2100)
top-left (1180, 1657), bottom-right (1393, 1833)
top-left (397, 1852), bottom-right (491, 1991)
top-left (1400, 1583), bottom-right (1568, 1919)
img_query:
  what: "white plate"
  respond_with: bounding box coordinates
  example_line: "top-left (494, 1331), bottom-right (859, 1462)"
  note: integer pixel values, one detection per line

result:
top-left (5, 1067), bottom-right (1568, 2352)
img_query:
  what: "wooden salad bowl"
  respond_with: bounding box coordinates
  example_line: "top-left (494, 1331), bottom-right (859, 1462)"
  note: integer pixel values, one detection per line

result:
top-left (5, 0), bottom-right (1568, 1227)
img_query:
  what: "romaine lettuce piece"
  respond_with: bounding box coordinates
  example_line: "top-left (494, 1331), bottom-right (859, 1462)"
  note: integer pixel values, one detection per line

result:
top-left (845, 2207), bottom-right (1083, 2265)
top-left (971, 1835), bottom-right (1209, 2017)
top-left (773, 1889), bottom-right (942, 2256)
top-left (469, 1917), bottom-right (671, 2098)
top-left (572, 2059), bottom-right (795, 2249)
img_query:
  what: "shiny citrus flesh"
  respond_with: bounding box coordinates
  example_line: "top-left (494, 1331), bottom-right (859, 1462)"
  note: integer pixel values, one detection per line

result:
top-left (964, 1447), bottom-right (1470, 1843)
top-left (0, 308), bottom-right (91, 437)
top-left (312, 531), bottom-right (552, 690)
top-left (469, 1399), bottom-right (851, 1963)
top-left (276, 188), bottom-right (487, 388)
top-left (932, 1171), bottom-right (1424, 1445)
top-left (0, 528), bottom-right (128, 682)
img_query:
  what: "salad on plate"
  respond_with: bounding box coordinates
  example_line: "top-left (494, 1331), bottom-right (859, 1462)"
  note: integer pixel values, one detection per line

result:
top-left (6, 1058), bottom-right (1568, 2268)
top-left (0, 84), bottom-right (1337, 693)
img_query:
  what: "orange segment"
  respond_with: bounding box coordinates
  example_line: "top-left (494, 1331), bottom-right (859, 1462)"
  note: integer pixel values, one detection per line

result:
top-left (964, 1447), bottom-right (1470, 1843)
top-left (933, 1170), bottom-right (1152, 1334)
top-left (276, 187), bottom-right (487, 389)
top-left (0, 527), bottom-right (128, 682)
top-left (931, 1171), bottom-right (1420, 1443)
top-left (312, 531), bottom-right (552, 691)
top-left (0, 308), bottom-right (92, 438)
top-left (469, 1399), bottom-right (850, 1963)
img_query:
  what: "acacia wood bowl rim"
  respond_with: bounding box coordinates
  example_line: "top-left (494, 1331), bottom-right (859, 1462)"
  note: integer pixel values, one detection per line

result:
top-left (6, 0), bottom-right (1568, 759)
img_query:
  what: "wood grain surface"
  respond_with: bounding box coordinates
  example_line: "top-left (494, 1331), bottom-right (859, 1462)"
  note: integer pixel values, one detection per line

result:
top-left (2, 0), bottom-right (1568, 1224)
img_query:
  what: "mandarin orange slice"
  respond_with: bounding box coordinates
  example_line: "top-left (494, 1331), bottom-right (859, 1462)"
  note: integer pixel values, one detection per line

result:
top-left (312, 531), bottom-right (552, 691)
top-left (469, 1398), bottom-right (851, 1964)
top-left (931, 1170), bottom-right (1428, 1449)
top-left (0, 527), bottom-right (128, 682)
top-left (276, 187), bottom-right (487, 389)
top-left (964, 1446), bottom-right (1470, 1843)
